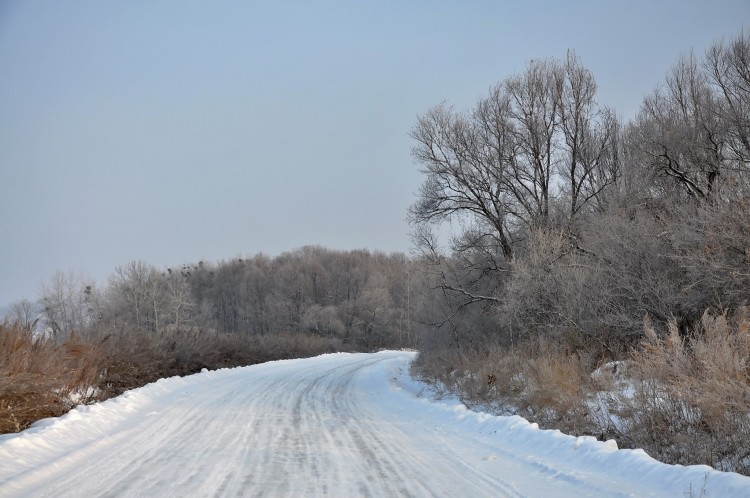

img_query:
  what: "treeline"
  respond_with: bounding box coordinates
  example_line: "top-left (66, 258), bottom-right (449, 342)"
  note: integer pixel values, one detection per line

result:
top-left (29, 247), bottom-right (424, 350)
top-left (409, 30), bottom-right (750, 473)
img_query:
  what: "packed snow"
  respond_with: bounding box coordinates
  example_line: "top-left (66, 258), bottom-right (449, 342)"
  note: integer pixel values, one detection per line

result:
top-left (1, 351), bottom-right (749, 497)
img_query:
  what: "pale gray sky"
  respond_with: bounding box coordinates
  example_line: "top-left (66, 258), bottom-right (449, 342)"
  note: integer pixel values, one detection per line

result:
top-left (1, 0), bottom-right (748, 305)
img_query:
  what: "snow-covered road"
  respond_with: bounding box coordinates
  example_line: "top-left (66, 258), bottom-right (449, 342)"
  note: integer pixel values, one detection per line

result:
top-left (1, 351), bottom-right (749, 497)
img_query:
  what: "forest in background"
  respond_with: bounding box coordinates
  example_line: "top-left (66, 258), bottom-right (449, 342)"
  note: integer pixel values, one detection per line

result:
top-left (23, 247), bottom-right (422, 350)
top-left (3, 30), bottom-right (749, 474)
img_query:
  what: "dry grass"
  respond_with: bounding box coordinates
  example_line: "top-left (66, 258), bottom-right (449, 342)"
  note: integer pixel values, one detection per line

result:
top-left (412, 340), bottom-right (596, 434)
top-left (414, 309), bottom-right (750, 475)
top-left (524, 348), bottom-right (592, 430)
top-left (621, 310), bottom-right (750, 473)
top-left (0, 322), bottom-right (103, 433)
top-left (95, 329), bottom-right (346, 397)
top-left (0, 321), bottom-right (346, 435)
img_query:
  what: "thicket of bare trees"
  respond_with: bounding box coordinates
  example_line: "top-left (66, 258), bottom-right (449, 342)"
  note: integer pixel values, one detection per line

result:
top-left (411, 32), bottom-right (749, 355)
top-left (409, 50), bottom-right (623, 351)
top-left (180, 247), bottom-right (424, 349)
top-left (30, 247), bottom-right (425, 351)
top-left (411, 30), bottom-right (750, 473)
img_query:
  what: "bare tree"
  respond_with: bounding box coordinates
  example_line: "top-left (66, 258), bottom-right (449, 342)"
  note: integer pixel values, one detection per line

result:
top-left (9, 298), bottom-right (41, 330)
top-left (108, 261), bottom-right (157, 331)
top-left (39, 271), bottom-right (97, 339)
top-left (409, 102), bottom-right (516, 262)
top-left (504, 58), bottom-right (560, 227)
top-left (409, 53), bottom-right (617, 338)
top-left (163, 269), bottom-right (193, 331)
top-left (556, 51), bottom-right (620, 218)
top-left (632, 51), bottom-right (729, 201)
top-left (704, 30), bottom-right (750, 174)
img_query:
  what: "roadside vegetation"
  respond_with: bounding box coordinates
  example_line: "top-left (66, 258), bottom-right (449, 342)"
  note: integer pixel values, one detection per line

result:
top-left (0, 320), bottom-right (342, 433)
top-left (412, 310), bottom-right (750, 473)
top-left (408, 30), bottom-right (750, 475)
top-left (2, 29), bottom-right (749, 475)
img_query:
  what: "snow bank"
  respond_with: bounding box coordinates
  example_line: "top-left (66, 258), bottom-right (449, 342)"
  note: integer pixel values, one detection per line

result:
top-left (388, 351), bottom-right (750, 497)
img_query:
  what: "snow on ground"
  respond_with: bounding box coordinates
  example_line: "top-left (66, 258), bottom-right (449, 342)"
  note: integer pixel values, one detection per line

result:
top-left (1, 351), bottom-right (749, 497)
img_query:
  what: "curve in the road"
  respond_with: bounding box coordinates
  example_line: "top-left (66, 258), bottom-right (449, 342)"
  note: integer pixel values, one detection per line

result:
top-left (1, 351), bottom-right (749, 497)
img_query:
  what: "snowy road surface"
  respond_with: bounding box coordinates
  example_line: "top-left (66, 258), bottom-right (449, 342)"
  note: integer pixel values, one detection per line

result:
top-left (2, 351), bottom-right (750, 497)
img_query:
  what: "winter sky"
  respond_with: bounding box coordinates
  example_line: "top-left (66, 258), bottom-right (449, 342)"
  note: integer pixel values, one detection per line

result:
top-left (1, 0), bottom-right (748, 306)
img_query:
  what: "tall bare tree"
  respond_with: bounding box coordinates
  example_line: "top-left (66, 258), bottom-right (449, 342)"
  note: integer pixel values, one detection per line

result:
top-left (409, 53), bottom-right (618, 337)
top-left (704, 30), bottom-right (750, 190)
top-left (631, 44), bottom-right (746, 202)
top-left (9, 298), bottom-right (41, 330)
top-left (108, 261), bottom-right (157, 331)
top-left (556, 51), bottom-right (620, 218)
top-left (39, 271), bottom-right (97, 338)
top-left (410, 102), bottom-right (516, 262)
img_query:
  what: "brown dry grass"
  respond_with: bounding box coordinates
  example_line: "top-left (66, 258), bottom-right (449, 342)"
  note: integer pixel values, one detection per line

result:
top-left (94, 329), bottom-right (346, 398)
top-left (622, 310), bottom-right (750, 473)
top-left (523, 348), bottom-right (592, 430)
top-left (0, 322), bottom-right (103, 433)
top-left (413, 309), bottom-right (750, 475)
top-left (1, 321), bottom-right (346, 435)
top-left (412, 340), bottom-right (596, 434)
